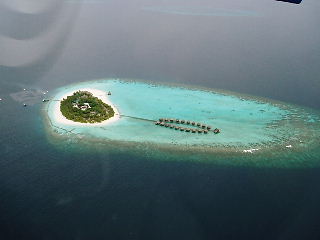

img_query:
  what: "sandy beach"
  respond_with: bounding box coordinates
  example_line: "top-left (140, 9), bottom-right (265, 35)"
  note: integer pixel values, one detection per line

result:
top-left (53, 88), bottom-right (120, 126)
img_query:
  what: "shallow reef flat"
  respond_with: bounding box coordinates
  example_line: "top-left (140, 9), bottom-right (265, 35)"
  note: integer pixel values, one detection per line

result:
top-left (44, 79), bottom-right (320, 168)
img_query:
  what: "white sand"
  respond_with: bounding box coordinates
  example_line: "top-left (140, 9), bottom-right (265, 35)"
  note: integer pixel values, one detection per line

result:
top-left (53, 88), bottom-right (120, 126)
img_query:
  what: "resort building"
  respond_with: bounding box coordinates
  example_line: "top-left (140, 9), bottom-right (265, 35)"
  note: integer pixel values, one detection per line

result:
top-left (72, 102), bottom-right (92, 111)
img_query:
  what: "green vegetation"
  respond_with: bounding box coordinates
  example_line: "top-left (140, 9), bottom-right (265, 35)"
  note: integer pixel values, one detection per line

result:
top-left (60, 91), bottom-right (114, 123)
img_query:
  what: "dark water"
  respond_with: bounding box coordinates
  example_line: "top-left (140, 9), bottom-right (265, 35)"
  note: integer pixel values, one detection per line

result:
top-left (1, 104), bottom-right (320, 239)
top-left (1, 0), bottom-right (320, 239)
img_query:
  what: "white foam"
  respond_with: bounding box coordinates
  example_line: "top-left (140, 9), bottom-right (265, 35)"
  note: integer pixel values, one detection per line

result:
top-left (243, 148), bottom-right (259, 153)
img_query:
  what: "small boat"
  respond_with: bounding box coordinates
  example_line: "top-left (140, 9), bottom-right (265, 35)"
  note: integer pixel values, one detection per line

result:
top-left (23, 103), bottom-right (27, 107)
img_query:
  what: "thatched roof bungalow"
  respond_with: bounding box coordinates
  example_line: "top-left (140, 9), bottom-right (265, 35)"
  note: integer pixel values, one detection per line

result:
top-left (213, 128), bottom-right (221, 134)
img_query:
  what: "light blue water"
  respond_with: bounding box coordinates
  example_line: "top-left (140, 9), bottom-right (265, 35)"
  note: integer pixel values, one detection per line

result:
top-left (45, 79), bottom-right (320, 157)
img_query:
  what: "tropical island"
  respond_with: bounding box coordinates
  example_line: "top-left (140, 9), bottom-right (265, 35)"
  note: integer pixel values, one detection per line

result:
top-left (60, 90), bottom-right (115, 123)
top-left (45, 79), bottom-right (320, 168)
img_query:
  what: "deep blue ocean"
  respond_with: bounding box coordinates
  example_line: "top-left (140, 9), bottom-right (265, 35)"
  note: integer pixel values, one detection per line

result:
top-left (1, 1), bottom-right (320, 239)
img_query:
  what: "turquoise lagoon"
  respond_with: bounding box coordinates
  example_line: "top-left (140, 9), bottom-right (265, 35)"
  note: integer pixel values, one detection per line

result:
top-left (44, 79), bottom-right (320, 168)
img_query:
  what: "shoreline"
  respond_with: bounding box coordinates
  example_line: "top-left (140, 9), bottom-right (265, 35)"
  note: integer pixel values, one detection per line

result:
top-left (52, 88), bottom-right (120, 126)
top-left (43, 79), bottom-right (320, 168)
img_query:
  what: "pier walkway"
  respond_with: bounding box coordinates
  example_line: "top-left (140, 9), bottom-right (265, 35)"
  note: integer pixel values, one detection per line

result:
top-left (120, 115), bottom-right (220, 134)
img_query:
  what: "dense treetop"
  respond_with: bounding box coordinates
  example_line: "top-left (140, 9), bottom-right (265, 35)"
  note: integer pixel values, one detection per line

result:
top-left (60, 91), bottom-right (114, 123)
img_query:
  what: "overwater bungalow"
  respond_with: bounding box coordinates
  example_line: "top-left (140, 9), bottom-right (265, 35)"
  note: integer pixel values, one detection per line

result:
top-left (186, 120), bottom-right (190, 124)
top-left (170, 119), bottom-right (174, 122)
top-left (181, 120), bottom-right (185, 124)
top-left (207, 126), bottom-right (212, 130)
top-left (155, 121), bottom-right (160, 125)
top-left (201, 125), bottom-right (206, 129)
top-left (186, 128), bottom-right (190, 132)
top-left (180, 128), bottom-right (185, 131)
top-left (213, 128), bottom-right (221, 134)
top-left (165, 123), bottom-right (169, 127)
top-left (159, 118), bottom-right (163, 122)
top-left (175, 126), bottom-right (180, 130)
top-left (191, 122), bottom-right (195, 125)
top-left (160, 122), bottom-right (165, 126)
top-left (170, 125), bottom-right (174, 128)
top-left (107, 91), bottom-right (112, 95)
top-left (197, 123), bottom-right (201, 126)
top-left (204, 130), bottom-right (208, 134)
top-left (191, 129), bottom-right (196, 133)
top-left (198, 129), bottom-right (203, 133)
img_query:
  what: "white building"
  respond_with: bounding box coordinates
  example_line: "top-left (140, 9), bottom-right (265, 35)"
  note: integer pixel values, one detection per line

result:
top-left (80, 103), bottom-right (91, 111)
